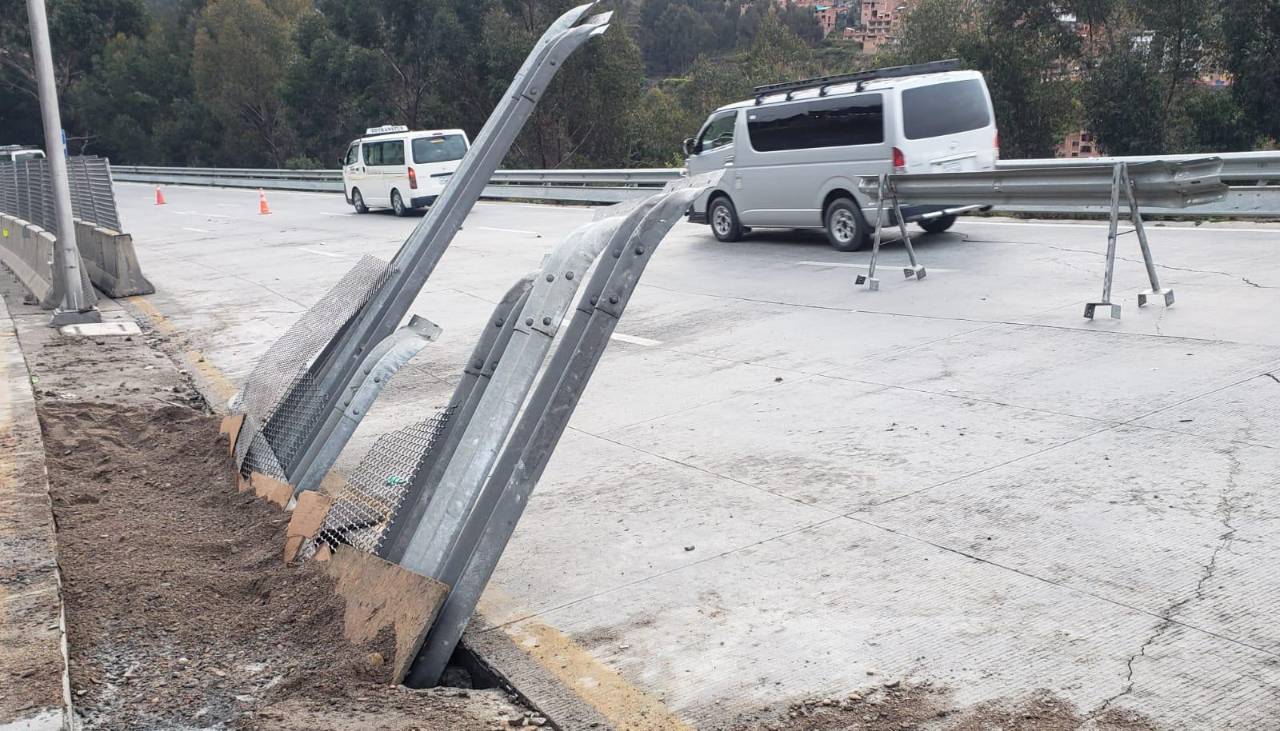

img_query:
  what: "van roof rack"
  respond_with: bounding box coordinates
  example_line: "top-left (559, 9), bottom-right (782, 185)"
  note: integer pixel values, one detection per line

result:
top-left (752, 59), bottom-right (961, 104)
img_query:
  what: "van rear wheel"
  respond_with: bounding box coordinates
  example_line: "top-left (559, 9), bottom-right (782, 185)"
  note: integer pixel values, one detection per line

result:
top-left (391, 189), bottom-right (409, 217)
top-left (708, 196), bottom-right (743, 242)
top-left (919, 214), bottom-right (956, 234)
top-left (824, 197), bottom-right (870, 252)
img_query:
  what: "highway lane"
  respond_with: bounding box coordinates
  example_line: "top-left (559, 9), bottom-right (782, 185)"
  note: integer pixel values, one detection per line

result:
top-left (117, 181), bottom-right (1280, 728)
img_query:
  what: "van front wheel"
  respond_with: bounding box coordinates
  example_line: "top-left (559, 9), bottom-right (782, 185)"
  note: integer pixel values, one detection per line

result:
top-left (709, 197), bottom-right (743, 242)
top-left (824, 198), bottom-right (869, 252)
top-left (351, 188), bottom-right (369, 214)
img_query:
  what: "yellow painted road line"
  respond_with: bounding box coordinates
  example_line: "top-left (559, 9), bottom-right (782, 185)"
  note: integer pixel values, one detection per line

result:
top-left (480, 594), bottom-right (694, 731)
top-left (126, 296), bottom-right (238, 406)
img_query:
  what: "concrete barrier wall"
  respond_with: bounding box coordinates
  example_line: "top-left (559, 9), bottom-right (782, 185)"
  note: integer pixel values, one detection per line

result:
top-left (72, 221), bottom-right (155, 298)
top-left (0, 214), bottom-right (152, 308)
top-left (0, 213), bottom-right (58, 307)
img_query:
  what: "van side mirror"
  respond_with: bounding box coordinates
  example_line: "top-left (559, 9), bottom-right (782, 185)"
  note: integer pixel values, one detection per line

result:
top-left (682, 137), bottom-right (698, 157)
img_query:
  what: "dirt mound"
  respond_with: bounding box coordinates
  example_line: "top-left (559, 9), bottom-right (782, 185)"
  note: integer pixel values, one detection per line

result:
top-left (41, 400), bottom-right (520, 730)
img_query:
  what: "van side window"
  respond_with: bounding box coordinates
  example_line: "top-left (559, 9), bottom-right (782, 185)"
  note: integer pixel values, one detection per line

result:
top-left (413, 135), bottom-right (468, 164)
top-left (345, 145), bottom-right (358, 166)
top-left (747, 93), bottom-right (884, 152)
top-left (902, 79), bottom-right (991, 140)
top-left (697, 112), bottom-right (736, 153)
top-left (363, 142), bottom-right (383, 166)
top-left (382, 140), bottom-right (405, 166)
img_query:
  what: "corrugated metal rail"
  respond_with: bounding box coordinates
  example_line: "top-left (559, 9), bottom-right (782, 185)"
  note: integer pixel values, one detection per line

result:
top-left (112, 151), bottom-right (1280, 215)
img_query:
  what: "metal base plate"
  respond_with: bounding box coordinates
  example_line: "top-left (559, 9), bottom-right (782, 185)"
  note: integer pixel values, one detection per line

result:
top-left (1083, 302), bottom-right (1122, 320)
top-left (50, 308), bottom-right (103, 328)
top-left (854, 275), bottom-right (880, 291)
top-left (904, 265), bottom-right (926, 280)
top-left (1137, 289), bottom-right (1175, 308)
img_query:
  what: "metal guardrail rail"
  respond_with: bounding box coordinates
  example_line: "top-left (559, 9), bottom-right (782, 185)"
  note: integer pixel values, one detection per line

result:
top-left (112, 165), bottom-right (682, 202)
top-left (112, 150), bottom-right (1280, 215)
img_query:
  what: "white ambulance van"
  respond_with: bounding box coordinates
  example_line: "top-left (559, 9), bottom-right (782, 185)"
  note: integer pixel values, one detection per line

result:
top-left (341, 126), bottom-right (470, 216)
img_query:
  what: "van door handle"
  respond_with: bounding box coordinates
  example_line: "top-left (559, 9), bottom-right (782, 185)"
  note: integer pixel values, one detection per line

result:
top-left (724, 156), bottom-right (735, 164)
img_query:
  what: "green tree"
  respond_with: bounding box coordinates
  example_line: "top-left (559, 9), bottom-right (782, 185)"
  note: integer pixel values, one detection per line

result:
top-left (0, 0), bottom-right (147, 146)
top-left (282, 12), bottom-right (393, 166)
top-left (1081, 41), bottom-right (1164, 154)
top-left (1221, 0), bottom-right (1280, 143)
top-left (193, 0), bottom-right (308, 166)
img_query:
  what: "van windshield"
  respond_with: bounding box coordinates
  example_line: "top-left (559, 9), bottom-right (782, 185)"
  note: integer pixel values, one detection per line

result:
top-left (413, 135), bottom-right (467, 164)
top-left (901, 79), bottom-right (991, 140)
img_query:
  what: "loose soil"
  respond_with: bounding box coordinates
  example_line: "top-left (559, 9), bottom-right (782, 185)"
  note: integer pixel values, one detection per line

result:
top-left (40, 399), bottom-right (524, 730)
top-left (739, 682), bottom-right (1159, 731)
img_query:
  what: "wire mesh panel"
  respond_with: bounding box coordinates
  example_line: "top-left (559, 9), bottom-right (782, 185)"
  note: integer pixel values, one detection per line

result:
top-left (318, 408), bottom-right (454, 554)
top-left (233, 255), bottom-right (390, 476)
top-left (0, 156), bottom-right (123, 232)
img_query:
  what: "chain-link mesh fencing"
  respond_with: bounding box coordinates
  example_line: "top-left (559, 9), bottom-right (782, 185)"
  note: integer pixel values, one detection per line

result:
top-left (0, 156), bottom-right (122, 232)
top-left (317, 408), bottom-right (454, 554)
top-left (233, 255), bottom-right (391, 479)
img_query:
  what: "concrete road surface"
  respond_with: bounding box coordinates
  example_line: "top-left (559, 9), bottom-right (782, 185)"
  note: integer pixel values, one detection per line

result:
top-left (115, 181), bottom-right (1280, 729)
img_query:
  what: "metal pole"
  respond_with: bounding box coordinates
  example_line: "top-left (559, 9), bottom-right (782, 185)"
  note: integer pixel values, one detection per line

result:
top-left (1083, 163), bottom-right (1124, 319)
top-left (890, 179), bottom-right (926, 280)
top-left (856, 174), bottom-right (888, 290)
top-left (25, 0), bottom-right (99, 326)
top-left (1124, 172), bottom-right (1175, 308)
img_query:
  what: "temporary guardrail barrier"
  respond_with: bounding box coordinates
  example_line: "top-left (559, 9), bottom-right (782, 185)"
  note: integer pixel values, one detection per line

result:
top-left (859, 159), bottom-right (1219, 316)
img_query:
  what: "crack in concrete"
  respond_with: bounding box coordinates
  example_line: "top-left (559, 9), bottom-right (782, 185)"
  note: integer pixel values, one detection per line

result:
top-left (1241, 277), bottom-right (1277, 289)
top-left (1088, 443), bottom-right (1243, 722)
top-left (1264, 372), bottom-right (1280, 384)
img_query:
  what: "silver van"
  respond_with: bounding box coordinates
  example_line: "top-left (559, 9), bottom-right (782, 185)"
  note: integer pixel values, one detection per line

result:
top-left (684, 60), bottom-right (998, 251)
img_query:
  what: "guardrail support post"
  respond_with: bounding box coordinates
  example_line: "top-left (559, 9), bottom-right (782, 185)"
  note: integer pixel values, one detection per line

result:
top-left (1084, 164), bottom-right (1126, 320)
top-left (857, 174), bottom-right (925, 291)
top-left (1124, 168), bottom-right (1175, 309)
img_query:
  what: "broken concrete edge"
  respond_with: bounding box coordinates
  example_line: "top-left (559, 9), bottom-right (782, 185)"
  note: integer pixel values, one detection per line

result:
top-left (0, 296), bottom-right (75, 730)
top-left (0, 213), bottom-right (154, 309)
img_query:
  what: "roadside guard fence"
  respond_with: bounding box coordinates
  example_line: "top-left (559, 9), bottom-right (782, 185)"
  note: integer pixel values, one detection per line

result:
top-left (113, 151), bottom-right (1279, 215)
top-left (215, 3), bottom-right (723, 691)
top-left (857, 158), bottom-right (1223, 317)
top-left (0, 156), bottom-right (123, 232)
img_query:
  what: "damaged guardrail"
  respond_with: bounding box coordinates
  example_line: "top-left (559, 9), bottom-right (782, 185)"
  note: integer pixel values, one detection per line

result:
top-left (220, 2), bottom-right (626, 691)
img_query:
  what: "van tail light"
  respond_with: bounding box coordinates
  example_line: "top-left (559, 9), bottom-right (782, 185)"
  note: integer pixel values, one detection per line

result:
top-left (892, 147), bottom-right (906, 173)
top-left (994, 131), bottom-right (1001, 161)
top-left (408, 167), bottom-right (418, 190)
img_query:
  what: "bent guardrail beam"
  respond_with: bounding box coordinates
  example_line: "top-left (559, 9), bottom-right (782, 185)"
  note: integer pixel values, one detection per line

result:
top-left (403, 175), bottom-right (717, 687)
top-left (234, 4), bottom-right (612, 496)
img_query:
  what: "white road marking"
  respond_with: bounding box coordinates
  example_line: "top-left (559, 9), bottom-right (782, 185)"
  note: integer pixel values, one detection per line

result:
top-left (319, 212), bottom-right (347, 217)
top-left (610, 332), bottom-right (662, 347)
top-left (797, 260), bottom-right (957, 272)
top-left (298, 247), bottom-right (345, 258)
top-left (961, 220), bottom-right (1279, 234)
top-left (474, 225), bottom-right (541, 237)
top-left (175, 210), bottom-right (234, 219)
top-left (181, 227), bottom-right (211, 233)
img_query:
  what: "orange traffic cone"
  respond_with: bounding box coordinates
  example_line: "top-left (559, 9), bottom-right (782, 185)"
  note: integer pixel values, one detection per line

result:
top-left (155, 186), bottom-right (166, 205)
top-left (258, 189), bottom-right (271, 215)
